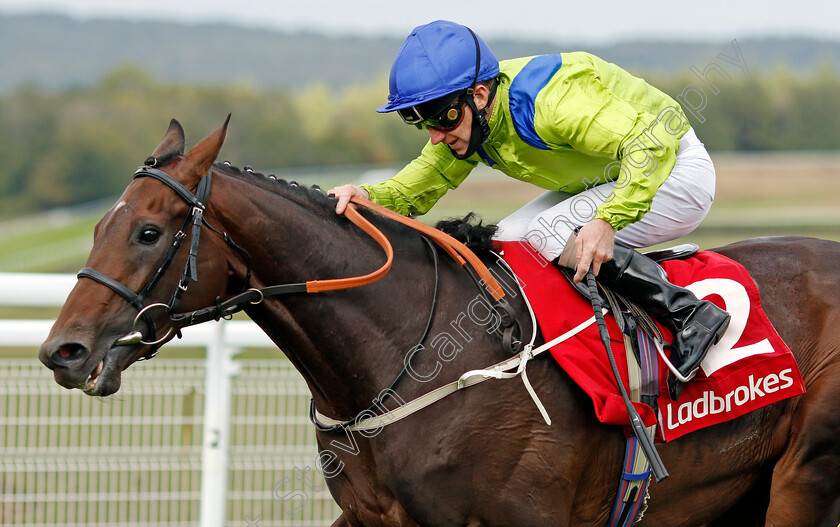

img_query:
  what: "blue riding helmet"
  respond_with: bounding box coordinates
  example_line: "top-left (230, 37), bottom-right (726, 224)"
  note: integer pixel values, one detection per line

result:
top-left (377, 20), bottom-right (499, 114)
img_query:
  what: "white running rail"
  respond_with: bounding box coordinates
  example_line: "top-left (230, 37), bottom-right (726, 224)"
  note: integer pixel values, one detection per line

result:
top-left (0, 273), bottom-right (336, 527)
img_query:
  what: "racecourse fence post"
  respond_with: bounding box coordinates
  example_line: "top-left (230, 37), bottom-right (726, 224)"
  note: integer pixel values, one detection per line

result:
top-left (200, 320), bottom-right (241, 527)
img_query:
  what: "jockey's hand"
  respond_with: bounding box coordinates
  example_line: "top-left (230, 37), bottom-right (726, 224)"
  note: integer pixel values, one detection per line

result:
top-left (327, 184), bottom-right (369, 215)
top-left (573, 219), bottom-right (616, 283)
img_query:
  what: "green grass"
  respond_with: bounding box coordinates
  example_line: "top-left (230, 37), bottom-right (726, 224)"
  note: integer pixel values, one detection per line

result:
top-left (0, 216), bottom-right (96, 249)
top-left (0, 215), bottom-right (99, 273)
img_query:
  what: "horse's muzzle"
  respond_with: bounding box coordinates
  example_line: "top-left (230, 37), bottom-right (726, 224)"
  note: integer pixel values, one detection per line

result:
top-left (38, 339), bottom-right (120, 395)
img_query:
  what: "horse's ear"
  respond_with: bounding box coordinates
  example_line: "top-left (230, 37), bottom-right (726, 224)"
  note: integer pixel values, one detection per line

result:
top-left (148, 119), bottom-right (186, 165)
top-left (184, 114), bottom-right (230, 177)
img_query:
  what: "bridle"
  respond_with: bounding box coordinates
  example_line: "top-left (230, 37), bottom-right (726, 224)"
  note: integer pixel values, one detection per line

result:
top-left (76, 163), bottom-right (400, 359)
top-left (77, 164), bottom-right (238, 359)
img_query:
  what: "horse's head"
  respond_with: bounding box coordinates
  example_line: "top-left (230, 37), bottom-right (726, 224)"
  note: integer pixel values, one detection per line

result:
top-left (39, 117), bottom-right (242, 396)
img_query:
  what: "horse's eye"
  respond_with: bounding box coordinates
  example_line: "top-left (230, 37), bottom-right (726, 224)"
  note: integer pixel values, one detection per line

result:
top-left (138, 227), bottom-right (161, 245)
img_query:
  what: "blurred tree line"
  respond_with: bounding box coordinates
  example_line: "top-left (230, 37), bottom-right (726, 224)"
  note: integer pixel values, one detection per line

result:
top-left (653, 67), bottom-right (840, 152)
top-left (0, 66), bottom-right (837, 217)
top-left (0, 67), bottom-right (423, 217)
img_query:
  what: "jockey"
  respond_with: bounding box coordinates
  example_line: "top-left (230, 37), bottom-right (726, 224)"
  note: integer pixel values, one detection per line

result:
top-left (329, 20), bottom-right (730, 400)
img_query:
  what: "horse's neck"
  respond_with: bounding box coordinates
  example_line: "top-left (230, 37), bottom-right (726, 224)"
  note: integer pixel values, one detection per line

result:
top-left (211, 173), bottom-right (430, 416)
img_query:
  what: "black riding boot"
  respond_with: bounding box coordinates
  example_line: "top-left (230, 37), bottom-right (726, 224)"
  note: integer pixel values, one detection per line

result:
top-left (596, 244), bottom-right (731, 401)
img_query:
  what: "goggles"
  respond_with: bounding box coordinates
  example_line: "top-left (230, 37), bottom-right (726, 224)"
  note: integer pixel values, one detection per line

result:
top-left (398, 91), bottom-right (466, 131)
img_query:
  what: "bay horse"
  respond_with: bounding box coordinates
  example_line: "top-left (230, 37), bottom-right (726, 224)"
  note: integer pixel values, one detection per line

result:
top-left (39, 118), bottom-right (840, 526)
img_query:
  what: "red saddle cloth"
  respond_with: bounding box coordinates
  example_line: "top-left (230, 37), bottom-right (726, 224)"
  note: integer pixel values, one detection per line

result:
top-left (497, 241), bottom-right (806, 442)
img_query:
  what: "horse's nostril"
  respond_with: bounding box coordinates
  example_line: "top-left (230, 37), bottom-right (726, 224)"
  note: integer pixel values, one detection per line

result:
top-left (55, 343), bottom-right (87, 363)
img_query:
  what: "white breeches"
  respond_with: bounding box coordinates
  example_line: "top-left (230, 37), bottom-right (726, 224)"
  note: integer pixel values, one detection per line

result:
top-left (492, 128), bottom-right (716, 260)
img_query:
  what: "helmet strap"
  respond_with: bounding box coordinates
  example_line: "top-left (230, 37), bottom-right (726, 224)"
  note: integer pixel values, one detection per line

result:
top-left (450, 79), bottom-right (497, 160)
top-left (449, 27), bottom-right (497, 160)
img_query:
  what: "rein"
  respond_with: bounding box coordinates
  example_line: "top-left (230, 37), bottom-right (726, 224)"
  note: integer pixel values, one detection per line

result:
top-left (167, 197), bottom-right (397, 329)
top-left (168, 195), bottom-right (509, 330)
top-left (355, 197), bottom-right (505, 301)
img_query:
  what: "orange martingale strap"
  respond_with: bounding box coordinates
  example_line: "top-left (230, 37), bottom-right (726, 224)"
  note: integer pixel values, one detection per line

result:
top-left (349, 197), bottom-right (505, 301)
